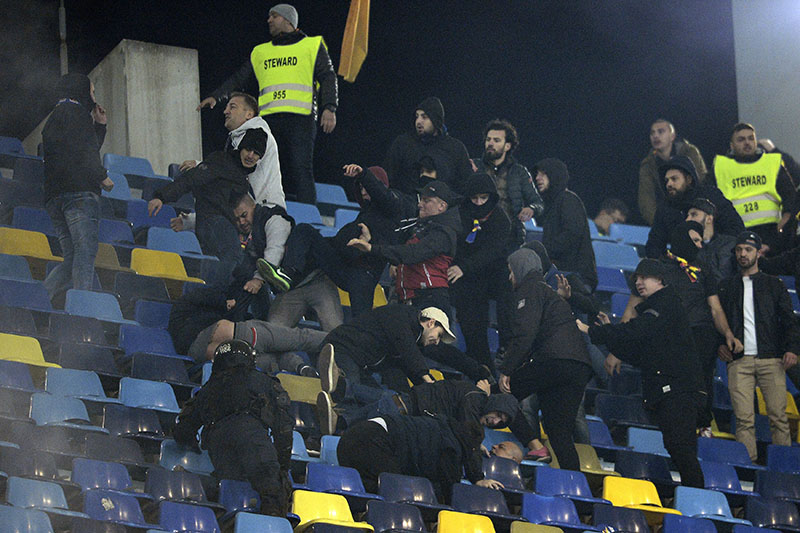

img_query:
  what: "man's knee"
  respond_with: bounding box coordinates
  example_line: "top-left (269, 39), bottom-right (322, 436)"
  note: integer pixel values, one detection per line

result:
top-left (205, 319), bottom-right (236, 360)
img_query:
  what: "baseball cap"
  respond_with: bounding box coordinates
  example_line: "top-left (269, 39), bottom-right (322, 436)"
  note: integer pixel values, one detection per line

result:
top-left (418, 181), bottom-right (459, 205)
top-left (419, 307), bottom-right (456, 344)
top-left (735, 230), bottom-right (762, 250)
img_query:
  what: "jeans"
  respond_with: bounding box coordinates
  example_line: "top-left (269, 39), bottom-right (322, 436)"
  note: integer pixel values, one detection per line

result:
top-left (520, 392), bottom-right (591, 445)
top-left (283, 224), bottom-right (381, 318)
top-left (267, 273), bottom-right (344, 332)
top-left (44, 192), bottom-right (100, 299)
top-left (196, 215), bottom-right (243, 289)
top-left (265, 113), bottom-right (316, 205)
top-left (338, 386), bottom-right (406, 428)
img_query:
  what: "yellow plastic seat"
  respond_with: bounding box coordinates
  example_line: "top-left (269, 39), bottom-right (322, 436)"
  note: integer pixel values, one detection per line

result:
top-left (130, 248), bottom-right (204, 283)
top-left (95, 243), bottom-right (133, 271)
top-left (602, 476), bottom-right (681, 526)
top-left (756, 387), bottom-right (800, 420)
top-left (291, 489), bottom-right (374, 532)
top-left (437, 510), bottom-right (496, 533)
top-left (407, 368), bottom-right (445, 388)
top-left (338, 284), bottom-right (388, 308)
top-left (0, 227), bottom-right (61, 262)
top-left (510, 522), bottom-right (563, 533)
top-left (277, 373), bottom-right (322, 405)
top-left (576, 443), bottom-right (620, 491)
top-left (0, 333), bottom-right (60, 368)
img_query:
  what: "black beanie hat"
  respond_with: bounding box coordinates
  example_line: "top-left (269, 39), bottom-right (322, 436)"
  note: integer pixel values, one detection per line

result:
top-left (523, 240), bottom-right (553, 273)
top-left (416, 97), bottom-right (445, 133)
top-left (238, 128), bottom-right (267, 157)
top-left (55, 72), bottom-right (95, 111)
top-left (668, 220), bottom-right (704, 262)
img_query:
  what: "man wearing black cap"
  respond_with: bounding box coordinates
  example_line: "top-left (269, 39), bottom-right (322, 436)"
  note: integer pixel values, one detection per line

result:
top-left (348, 180), bottom-right (462, 313)
top-left (645, 155), bottom-right (743, 259)
top-left (717, 230), bottom-right (800, 461)
top-left (384, 97), bottom-right (473, 196)
top-left (198, 3), bottom-right (338, 205)
top-left (578, 258), bottom-right (706, 488)
top-left (148, 128), bottom-right (267, 287)
top-left (685, 197), bottom-right (737, 281)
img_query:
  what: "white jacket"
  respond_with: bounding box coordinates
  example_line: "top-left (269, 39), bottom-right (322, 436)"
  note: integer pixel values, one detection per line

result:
top-left (229, 116), bottom-right (285, 209)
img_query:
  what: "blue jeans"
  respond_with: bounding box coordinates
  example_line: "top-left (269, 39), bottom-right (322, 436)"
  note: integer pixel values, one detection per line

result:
top-left (196, 215), bottom-right (243, 289)
top-left (44, 192), bottom-right (100, 298)
top-left (339, 388), bottom-right (406, 429)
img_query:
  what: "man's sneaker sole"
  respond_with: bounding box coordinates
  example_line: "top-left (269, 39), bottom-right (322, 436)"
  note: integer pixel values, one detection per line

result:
top-left (316, 391), bottom-right (337, 436)
top-left (256, 259), bottom-right (291, 292)
top-left (318, 343), bottom-right (339, 394)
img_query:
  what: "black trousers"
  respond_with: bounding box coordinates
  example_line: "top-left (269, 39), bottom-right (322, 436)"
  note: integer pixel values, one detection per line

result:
top-left (509, 358), bottom-right (592, 471)
top-left (337, 420), bottom-right (402, 494)
top-left (649, 391), bottom-right (704, 488)
top-left (692, 324), bottom-right (720, 428)
top-left (265, 112), bottom-right (317, 205)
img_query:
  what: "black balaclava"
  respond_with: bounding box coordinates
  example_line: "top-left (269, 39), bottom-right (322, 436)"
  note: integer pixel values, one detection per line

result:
top-left (238, 128), bottom-right (267, 157)
top-left (668, 220), bottom-right (704, 262)
top-left (462, 172), bottom-right (499, 220)
top-left (523, 240), bottom-right (553, 273)
top-left (55, 72), bottom-right (95, 111)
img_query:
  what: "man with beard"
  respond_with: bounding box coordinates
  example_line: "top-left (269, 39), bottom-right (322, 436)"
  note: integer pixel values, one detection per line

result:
top-left (645, 155), bottom-right (743, 259)
top-left (718, 231), bottom-right (800, 461)
top-left (713, 123), bottom-right (799, 254)
top-left (384, 97), bottom-right (473, 196)
top-left (471, 119), bottom-right (543, 245)
top-left (685, 198), bottom-right (738, 282)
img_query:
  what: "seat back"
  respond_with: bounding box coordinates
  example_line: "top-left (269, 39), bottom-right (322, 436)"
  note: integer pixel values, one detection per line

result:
top-left (592, 503), bottom-right (651, 532)
top-left (126, 199), bottom-right (176, 231)
top-left (592, 240), bottom-right (641, 271)
top-left (99, 218), bottom-right (135, 245)
top-left (587, 418), bottom-right (617, 447)
top-left (365, 500), bottom-right (425, 533)
top-left (102, 403), bottom-right (165, 439)
top-left (701, 461), bottom-right (744, 491)
top-left (320, 434), bottom-right (340, 465)
top-left (602, 476), bottom-right (664, 508)
top-left (84, 432), bottom-right (146, 465)
top-left (509, 523), bottom-right (564, 533)
top-left (71, 457), bottom-right (134, 491)
top-left (482, 455), bottom-right (525, 491)
top-left (159, 439), bottom-right (215, 475)
top-left (595, 393), bottom-right (653, 429)
top-left (609, 223), bottom-right (650, 246)
top-left (755, 469), bottom-right (800, 501)
top-left (627, 427), bottom-right (669, 457)
top-left (674, 485), bottom-right (736, 518)
top-left (130, 248), bottom-right (194, 280)
top-left (662, 513), bottom-right (717, 533)
top-left (0, 333), bottom-right (57, 367)
top-left (697, 437), bottom-right (755, 467)
top-left (378, 472), bottom-right (438, 505)
top-left (30, 392), bottom-right (92, 426)
top-left (746, 496), bottom-right (800, 530)
top-left (335, 208), bottom-right (359, 228)
top-left (219, 479), bottom-right (260, 514)
top-left (535, 466), bottom-right (594, 498)
top-left (147, 226), bottom-right (204, 255)
top-left (102, 171), bottom-right (132, 201)
top-left (45, 367), bottom-right (107, 400)
top-left (119, 377), bottom-right (180, 412)
top-left (65, 289), bottom-right (129, 323)
top-left (49, 314), bottom-right (110, 346)
top-left (451, 482), bottom-right (512, 515)
top-left (0, 359), bottom-right (37, 391)
top-left (292, 489), bottom-right (356, 526)
top-left (0, 252), bottom-right (33, 280)
top-left (0, 227), bottom-right (60, 260)
top-left (134, 300), bottom-right (172, 328)
top-left (114, 271), bottom-right (170, 310)
top-left (57, 343), bottom-right (121, 376)
top-left (766, 444), bottom-right (800, 474)
top-left (146, 466), bottom-right (208, 503)
top-left (306, 462), bottom-right (369, 494)
top-left (234, 512), bottom-right (293, 533)
top-left (7, 476), bottom-right (69, 510)
top-left (614, 449), bottom-right (674, 485)
top-left (103, 153), bottom-right (155, 176)
top-left (119, 324), bottom-right (177, 356)
top-left (0, 505), bottom-right (55, 533)
top-left (521, 493), bottom-right (581, 526)
top-left (130, 352), bottom-right (190, 384)
top-left (0, 279), bottom-right (54, 312)
top-left (437, 509), bottom-right (496, 533)
top-left (596, 266), bottom-right (630, 294)
top-left (12, 206), bottom-right (55, 235)
top-left (285, 201), bottom-right (324, 225)
top-left (83, 489), bottom-right (148, 525)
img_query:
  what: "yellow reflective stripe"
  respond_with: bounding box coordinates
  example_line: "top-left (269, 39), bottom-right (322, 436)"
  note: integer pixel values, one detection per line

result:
top-left (741, 209), bottom-right (780, 224)
top-left (259, 99), bottom-right (313, 112)
top-left (731, 193), bottom-right (780, 205)
top-left (259, 83), bottom-right (313, 96)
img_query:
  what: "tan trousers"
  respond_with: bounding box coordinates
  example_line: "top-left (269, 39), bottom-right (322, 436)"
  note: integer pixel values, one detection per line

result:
top-left (728, 356), bottom-right (791, 461)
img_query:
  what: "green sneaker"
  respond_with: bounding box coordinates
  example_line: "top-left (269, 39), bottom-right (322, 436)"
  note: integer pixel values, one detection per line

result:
top-left (256, 258), bottom-right (293, 292)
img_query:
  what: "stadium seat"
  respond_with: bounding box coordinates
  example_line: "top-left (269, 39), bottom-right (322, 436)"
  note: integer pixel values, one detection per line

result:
top-left (233, 512), bottom-right (293, 533)
top-left (0, 279), bottom-right (55, 313)
top-left (29, 392), bottom-right (108, 433)
top-left (316, 183), bottom-right (360, 209)
top-left (102, 403), bottom-right (165, 453)
top-left (146, 467), bottom-right (222, 512)
top-left (0, 252), bottom-right (33, 280)
top-left (291, 430), bottom-right (321, 468)
top-left (626, 427), bottom-right (670, 458)
top-left (95, 242), bottom-right (134, 273)
top-left (745, 496), bottom-right (800, 532)
top-left (126, 198), bottom-right (176, 231)
top-left (159, 439), bottom-right (214, 476)
top-left (12, 207), bottom-right (55, 236)
top-left (0, 333), bottom-right (59, 368)
top-left (592, 503), bottom-right (650, 533)
top-left (0, 135), bottom-right (25, 157)
top-left (592, 240), bottom-right (641, 271)
top-left (701, 460), bottom-right (754, 508)
top-left (0, 304), bottom-right (37, 338)
top-left (49, 313), bottom-right (113, 350)
top-left (305, 462), bottom-right (383, 512)
top-left (608, 366), bottom-right (643, 396)
top-left (595, 266), bottom-right (630, 294)
top-left (586, 418), bottom-right (631, 461)
top-left (697, 437), bottom-right (766, 481)
top-left (320, 434), bottom-right (340, 465)
top-left (335, 208), bottom-right (360, 228)
top-left (614, 449), bottom-right (677, 498)
top-left (56, 343), bottom-right (122, 379)
top-left (0, 177), bottom-right (45, 211)
top-left (482, 455), bottom-right (527, 502)
top-left (674, 485), bottom-right (753, 528)
top-left (534, 467), bottom-right (610, 514)
top-left (0, 227), bottom-right (61, 262)
top-left (115, 271), bottom-right (170, 314)
top-left (508, 523), bottom-right (563, 533)
top-left (755, 470), bottom-right (800, 504)
top-left (609, 223), bottom-right (650, 246)
top-left (103, 153), bottom-right (159, 177)
top-left (64, 289), bottom-right (138, 325)
top-left (134, 299), bottom-right (172, 328)
top-left (338, 284), bottom-right (388, 308)
top-left (365, 500), bottom-right (425, 533)
top-left (291, 489), bottom-right (374, 532)
top-left (766, 444), bottom-right (800, 474)
top-left (437, 509), bottom-right (496, 533)
top-left (102, 171), bottom-right (132, 201)
top-left (147, 226), bottom-right (204, 255)
top-left (118, 377), bottom-right (181, 414)
top-left (451, 482), bottom-right (522, 531)
top-left (0, 503), bottom-right (55, 533)
top-left (377, 472), bottom-right (452, 522)
top-left (130, 352), bottom-right (193, 387)
top-left (119, 324), bottom-right (179, 357)
top-left (610, 292), bottom-right (630, 320)
top-left (98, 218), bottom-right (136, 246)
top-left (0, 359), bottom-right (37, 392)
top-left (285, 201), bottom-right (327, 227)
top-left (278, 374), bottom-right (322, 405)
top-left (0, 447), bottom-right (73, 495)
top-left (594, 393), bottom-right (657, 433)
top-left (520, 493), bottom-right (600, 532)
top-left (602, 476), bottom-right (681, 525)
top-left (731, 526), bottom-right (782, 533)
top-left (130, 248), bottom-right (204, 284)
top-left (71, 457), bottom-right (136, 494)
top-left (83, 489), bottom-right (159, 529)
top-left (575, 443), bottom-right (621, 484)
top-left (662, 513), bottom-right (717, 533)
top-left (44, 368), bottom-right (121, 407)
top-left (219, 479), bottom-right (261, 522)
top-left (12, 156), bottom-right (44, 184)
top-left (6, 476), bottom-right (90, 520)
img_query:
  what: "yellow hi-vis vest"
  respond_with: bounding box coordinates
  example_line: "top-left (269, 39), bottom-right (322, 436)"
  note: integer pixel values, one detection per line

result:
top-left (250, 36), bottom-right (323, 116)
top-left (714, 153), bottom-right (783, 227)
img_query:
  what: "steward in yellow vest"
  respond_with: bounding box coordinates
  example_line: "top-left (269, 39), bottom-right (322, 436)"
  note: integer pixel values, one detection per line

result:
top-left (712, 123), bottom-right (798, 254)
top-left (199, 4), bottom-right (338, 205)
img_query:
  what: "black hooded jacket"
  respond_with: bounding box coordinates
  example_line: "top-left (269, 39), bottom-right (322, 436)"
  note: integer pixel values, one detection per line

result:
top-left (453, 173), bottom-right (514, 277)
top-left (645, 155), bottom-right (744, 258)
top-left (536, 158), bottom-right (598, 290)
top-left (154, 150), bottom-right (251, 227)
top-left (42, 73), bottom-right (108, 201)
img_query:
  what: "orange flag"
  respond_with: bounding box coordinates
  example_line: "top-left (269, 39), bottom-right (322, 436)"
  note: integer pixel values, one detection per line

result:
top-left (338, 0), bottom-right (370, 82)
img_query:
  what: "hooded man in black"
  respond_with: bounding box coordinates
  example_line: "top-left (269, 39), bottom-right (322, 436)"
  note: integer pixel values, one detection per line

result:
top-left (384, 97), bottom-right (473, 196)
top-left (450, 173), bottom-right (516, 374)
top-left (148, 129), bottom-right (267, 288)
top-left (645, 155), bottom-right (744, 259)
top-left (41, 73), bottom-right (115, 300)
top-left (533, 158), bottom-right (598, 291)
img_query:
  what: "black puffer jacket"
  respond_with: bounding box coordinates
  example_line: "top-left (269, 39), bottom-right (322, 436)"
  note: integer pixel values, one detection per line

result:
top-left (536, 158), bottom-right (597, 290)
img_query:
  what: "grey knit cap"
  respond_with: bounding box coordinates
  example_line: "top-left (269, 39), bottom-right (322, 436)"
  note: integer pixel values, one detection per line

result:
top-left (508, 248), bottom-right (542, 282)
top-left (270, 4), bottom-right (298, 28)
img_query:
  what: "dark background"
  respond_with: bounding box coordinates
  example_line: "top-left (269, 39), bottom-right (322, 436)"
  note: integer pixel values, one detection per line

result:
top-left (0, 0), bottom-right (738, 223)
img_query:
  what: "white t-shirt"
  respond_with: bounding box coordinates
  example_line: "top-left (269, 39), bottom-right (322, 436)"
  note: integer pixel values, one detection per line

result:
top-left (743, 276), bottom-right (758, 355)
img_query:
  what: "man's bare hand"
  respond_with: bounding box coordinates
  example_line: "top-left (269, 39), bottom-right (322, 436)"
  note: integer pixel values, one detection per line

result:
top-left (422, 374), bottom-right (435, 384)
top-left (447, 265), bottom-right (464, 284)
top-left (100, 177), bottom-right (114, 192)
top-left (518, 207), bottom-right (534, 222)
top-left (476, 479), bottom-right (504, 490)
top-left (342, 164), bottom-right (363, 177)
top-left (556, 274), bottom-right (571, 299)
top-left (170, 215), bottom-right (185, 232)
top-left (784, 351), bottom-right (798, 370)
top-left (321, 109), bottom-right (336, 134)
top-left (179, 160), bottom-right (197, 172)
top-left (357, 223), bottom-right (372, 242)
top-left (575, 319), bottom-right (589, 335)
top-left (197, 96), bottom-right (217, 111)
top-left (605, 353), bottom-right (622, 375)
top-left (498, 374), bottom-right (511, 394)
top-left (347, 238), bottom-right (371, 252)
top-left (718, 344), bottom-right (733, 362)
top-left (244, 279), bottom-right (265, 294)
top-left (148, 198), bottom-right (163, 216)
top-left (726, 334), bottom-right (744, 354)
top-left (595, 311), bottom-right (611, 325)
top-left (92, 104), bottom-right (107, 125)
top-left (476, 379), bottom-right (491, 395)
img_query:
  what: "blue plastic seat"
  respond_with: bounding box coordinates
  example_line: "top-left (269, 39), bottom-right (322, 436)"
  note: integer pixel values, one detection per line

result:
top-left (586, 418), bottom-right (631, 461)
top-left (482, 455), bottom-right (526, 493)
top-left (219, 479), bottom-right (261, 521)
top-left (596, 266), bottom-right (631, 294)
top-left (0, 505), bottom-right (55, 533)
top-left (305, 462), bottom-right (383, 512)
top-left (592, 503), bottom-right (650, 532)
top-left (365, 500), bottom-right (425, 533)
top-left (29, 392), bottom-right (109, 434)
top-left (44, 368), bottom-right (121, 410)
top-left (83, 489), bottom-right (159, 529)
top-left (286, 201), bottom-right (326, 226)
top-left (609, 366), bottom-right (643, 396)
top-left (134, 300), bottom-right (172, 329)
top-left (316, 183), bottom-right (360, 209)
top-left (13, 157), bottom-right (45, 183)
top-left (521, 493), bottom-right (601, 531)
top-left (0, 279), bottom-right (55, 312)
top-left (102, 403), bottom-right (165, 450)
top-left (662, 513), bottom-right (717, 533)
top-left (697, 437), bottom-right (766, 481)
top-left (534, 467), bottom-right (610, 514)
top-left (626, 427), bottom-right (670, 458)
top-left (48, 314), bottom-right (112, 347)
top-left (234, 512), bottom-right (293, 533)
top-left (0, 135), bottom-right (25, 156)
top-left (84, 432), bottom-right (148, 470)
top-left (13, 206), bottom-right (55, 236)
top-left (755, 470), bottom-right (800, 503)
top-left (320, 434), bottom-right (340, 465)
top-left (159, 439), bottom-right (215, 475)
top-left (334, 208), bottom-right (360, 229)
top-left (451, 482), bottom-right (523, 531)
top-left (746, 496), bottom-right (800, 532)
top-left (130, 352), bottom-right (192, 387)
top-left (610, 292), bottom-right (631, 320)
top-left (114, 271), bottom-right (170, 314)
top-left (701, 460), bottom-right (755, 508)
top-left (0, 359), bottom-right (37, 392)
top-left (291, 430), bottom-right (321, 466)
top-left (119, 377), bottom-right (181, 414)
top-left (64, 289), bottom-right (138, 325)
top-left (145, 466), bottom-right (215, 506)
top-left (0, 252), bottom-right (33, 280)
top-left (592, 240), bottom-right (641, 271)
top-left (147, 226), bottom-right (204, 255)
top-left (609, 223), bottom-right (650, 246)
top-left (732, 526), bottom-right (782, 533)
top-left (56, 343), bottom-right (122, 378)
top-left (674, 485), bottom-right (753, 528)
top-left (101, 171), bottom-right (132, 201)
top-left (7, 476), bottom-right (90, 519)
top-left (595, 393), bottom-right (657, 433)
top-left (0, 447), bottom-right (64, 488)
top-left (766, 444), bottom-right (800, 474)
top-left (119, 324), bottom-right (179, 357)
top-left (99, 218), bottom-right (136, 245)
top-left (614, 450), bottom-right (677, 498)
top-left (158, 500), bottom-right (221, 532)
top-left (126, 199), bottom-right (177, 231)
top-left (103, 153), bottom-right (157, 177)
top-left (377, 472), bottom-right (452, 522)
top-left (71, 457), bottom-right (135, 493)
